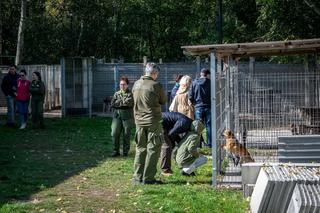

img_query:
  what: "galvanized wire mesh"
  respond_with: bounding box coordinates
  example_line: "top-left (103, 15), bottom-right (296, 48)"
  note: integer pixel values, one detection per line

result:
top-left (218, 62), bottom-right (320, 185)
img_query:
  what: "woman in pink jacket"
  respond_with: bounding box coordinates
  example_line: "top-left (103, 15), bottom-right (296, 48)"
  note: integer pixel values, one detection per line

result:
top-left (16, 69), bottom-right (30, 129)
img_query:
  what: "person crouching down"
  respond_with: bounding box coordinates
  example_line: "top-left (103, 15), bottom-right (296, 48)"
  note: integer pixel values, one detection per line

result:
top-left (175, 120), bottom-right (208, 176)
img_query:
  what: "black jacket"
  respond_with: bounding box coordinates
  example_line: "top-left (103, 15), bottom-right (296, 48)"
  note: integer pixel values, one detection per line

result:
top-left (1, 73), bottom-right (19, 97)
top-left (162, 112), bottom-right (193, 142)
top-left (189, 77), bottom-right (211, 109)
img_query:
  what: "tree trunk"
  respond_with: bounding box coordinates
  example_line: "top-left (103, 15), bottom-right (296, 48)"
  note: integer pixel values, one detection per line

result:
top-left (76, 19), bottom-right (84, 56)
top-left (0, 1), bottom-right (3, 56)
top-left (15, 0), bottom-right (27, 65)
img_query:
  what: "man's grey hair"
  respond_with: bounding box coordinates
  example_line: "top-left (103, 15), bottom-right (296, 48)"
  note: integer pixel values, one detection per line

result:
top-left (145, 62), bottom-right (160, 75)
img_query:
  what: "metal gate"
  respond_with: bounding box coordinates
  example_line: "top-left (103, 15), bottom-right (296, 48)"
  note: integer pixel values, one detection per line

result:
top-left (61, 58), bottom-right (92, 116)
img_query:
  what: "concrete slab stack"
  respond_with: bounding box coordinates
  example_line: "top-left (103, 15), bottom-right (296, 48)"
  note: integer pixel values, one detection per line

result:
top-left (250, 164), bottom-right (320, 213)
top-left (278, 135), bottom-right (320, 163)
top-left (287, 184), bottom-right (320, 213)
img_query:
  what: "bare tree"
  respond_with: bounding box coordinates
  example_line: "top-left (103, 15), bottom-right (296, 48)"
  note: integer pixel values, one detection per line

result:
top-left (0, 1), bottom-right (3, 56)
top-left (15, 0), bottom-right (27, 65)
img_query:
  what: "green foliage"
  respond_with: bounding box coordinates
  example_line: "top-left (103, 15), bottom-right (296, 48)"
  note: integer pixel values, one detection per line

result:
top-left (1, 0), bottom-right (319, 64)
top-left (0, 116), bottom-right (248, 212)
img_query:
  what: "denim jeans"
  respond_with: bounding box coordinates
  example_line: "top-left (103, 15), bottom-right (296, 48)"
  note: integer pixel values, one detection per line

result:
top-left (16, 100), bottom-right (29, 126)
top-left (6, 95), bottom-right (15, 124)
top-left (195, 107), bottom-right (212, 147)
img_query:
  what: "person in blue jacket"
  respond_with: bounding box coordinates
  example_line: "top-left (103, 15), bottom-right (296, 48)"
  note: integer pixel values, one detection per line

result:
top-left (189, 68), bottom-right (212, 148)
top-left (160, 111), bottom-right (193, 176)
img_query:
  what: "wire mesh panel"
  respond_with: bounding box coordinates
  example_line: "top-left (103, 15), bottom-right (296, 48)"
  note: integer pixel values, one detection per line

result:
top-left (218, 61), bottom-right (320, 185)
top-left (90, 62), bottom-right (205, 115)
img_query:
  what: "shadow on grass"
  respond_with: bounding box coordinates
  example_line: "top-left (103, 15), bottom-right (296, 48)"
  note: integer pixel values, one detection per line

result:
top-left (0, 117), bottom-right (114, 206)
top-left (165, 179), bottom-right (212, 185)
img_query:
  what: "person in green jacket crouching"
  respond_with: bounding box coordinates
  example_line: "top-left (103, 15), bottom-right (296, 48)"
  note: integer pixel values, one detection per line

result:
top-left (29, 71), bottom-right (45, 129)
top-left (110, 76), bottom-right (134, 157)
top-left (175, 120), bottom-right (208, 176)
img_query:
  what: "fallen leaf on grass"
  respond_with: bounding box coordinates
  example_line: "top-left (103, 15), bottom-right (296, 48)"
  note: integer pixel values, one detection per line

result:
top-left (56, 197), bottom-right (62, 201)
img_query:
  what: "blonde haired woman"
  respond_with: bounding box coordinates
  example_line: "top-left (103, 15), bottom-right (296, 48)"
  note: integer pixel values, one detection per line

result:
top-left (169, 75), bottom-right (194, 120)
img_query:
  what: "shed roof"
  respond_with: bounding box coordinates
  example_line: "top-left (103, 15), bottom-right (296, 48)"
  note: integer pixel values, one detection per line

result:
top-left (181, 38), bottom-right (320, 59)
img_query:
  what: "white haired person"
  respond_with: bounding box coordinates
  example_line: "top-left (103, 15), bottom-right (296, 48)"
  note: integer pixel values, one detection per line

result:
top-left (132, 62), bottom-right (167, 184)
top-left (169, 75), bottom-right (194, 120)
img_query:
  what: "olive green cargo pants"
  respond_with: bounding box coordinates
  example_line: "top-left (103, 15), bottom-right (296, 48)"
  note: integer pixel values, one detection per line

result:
top-left (111, 117), bottom-right (133, 155)
top-left (133, 123), bottom-right (164, 182)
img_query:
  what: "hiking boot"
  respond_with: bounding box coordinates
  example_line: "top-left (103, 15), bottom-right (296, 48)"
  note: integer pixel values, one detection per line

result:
top-left (181, 171), bottom-right (196, 177)
top-left (5, 123), bottom-right (15, 127)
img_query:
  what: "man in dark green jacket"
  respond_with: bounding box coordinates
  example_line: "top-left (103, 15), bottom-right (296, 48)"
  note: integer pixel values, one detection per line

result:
top-left (132, 62), bottom-right (167, 184)
top-left (110, 76), bottom-right (134, 157)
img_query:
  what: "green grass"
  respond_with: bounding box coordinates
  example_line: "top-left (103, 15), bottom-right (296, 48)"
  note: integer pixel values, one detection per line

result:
top-left (0, 117), bottom-right (248, 212)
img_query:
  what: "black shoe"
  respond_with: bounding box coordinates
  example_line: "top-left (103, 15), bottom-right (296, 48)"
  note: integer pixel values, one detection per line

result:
top-left (5, 123), bottom-right (14, 127)
top-left (181, 171), bottom-right (196, 176)
top-left (111, 152), bottom-right (120, 157)
top-left (143, 180), bottom-right (164, 185)
top-left (123, 153), bottom-right (128, 157)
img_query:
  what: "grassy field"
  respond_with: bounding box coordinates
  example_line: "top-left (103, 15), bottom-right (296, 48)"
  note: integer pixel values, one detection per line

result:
top-left (0, 116), bottom-right (248, 213)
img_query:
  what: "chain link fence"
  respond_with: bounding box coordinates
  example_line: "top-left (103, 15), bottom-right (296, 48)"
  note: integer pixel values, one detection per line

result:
top-left (61, 58), bottom-right (210, 116)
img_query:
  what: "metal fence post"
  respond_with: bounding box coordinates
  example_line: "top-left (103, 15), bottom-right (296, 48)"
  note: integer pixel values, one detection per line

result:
top-left (114, 64), bottom-right (118, 93)
top-left (225, 57), bottom-right (231, 129)
top-left (88, 58), bottom-right (93, 118)
top-left (211, 52), bottom-right (217, 187)
top-left (196, 56), bottom-right (201, 74)
top-left (60, 58), bottom-right (66, 117)
top-left (165, 66), bottom-right (168, 111)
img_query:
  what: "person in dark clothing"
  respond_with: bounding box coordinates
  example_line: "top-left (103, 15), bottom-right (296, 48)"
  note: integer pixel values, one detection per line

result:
top-left (1, 65), bottom-right (20, 127)
top-left (29, 71), bottom-right (45, 129)
top-left (160, 111), bottom-right (193, 176)
top-left (189, 68), bottom-right (212, 147)
top-left (170, 74), bottom-right (183, 103)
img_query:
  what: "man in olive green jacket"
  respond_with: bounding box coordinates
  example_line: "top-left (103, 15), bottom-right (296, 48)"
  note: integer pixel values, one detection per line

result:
top-left (111, 76), bottom-right (134, 157)
top-left (132, 62), bottom-right (167, 184)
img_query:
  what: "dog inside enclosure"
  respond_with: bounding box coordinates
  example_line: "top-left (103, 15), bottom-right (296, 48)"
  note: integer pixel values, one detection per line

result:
top-left (222, 129), bottom-right (254, 166)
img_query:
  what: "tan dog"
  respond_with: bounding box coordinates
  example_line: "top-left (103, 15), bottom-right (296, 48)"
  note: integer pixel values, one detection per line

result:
top-left (223, 129), bottom-right (254, 166)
